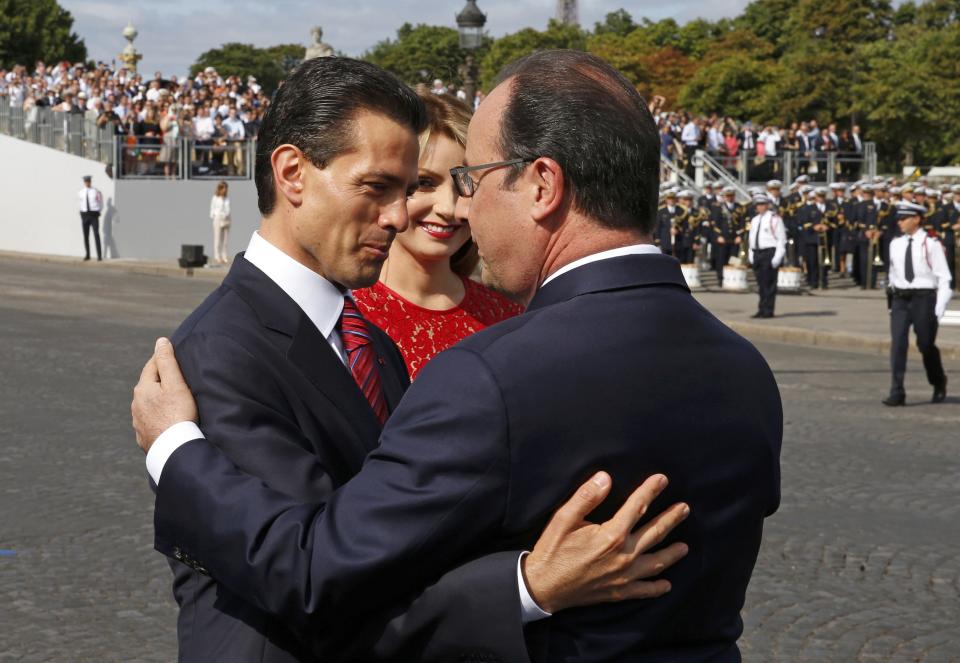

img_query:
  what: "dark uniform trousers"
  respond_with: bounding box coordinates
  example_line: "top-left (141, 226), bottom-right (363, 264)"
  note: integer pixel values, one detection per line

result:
top-left (889, 289), bottom-right (946, 399)
top-left (802, 241), bottom-right (828, 288)
top-left (753, 247), bottom-right (778, 316)
top-left (80, 211), bottom-right (102, 260)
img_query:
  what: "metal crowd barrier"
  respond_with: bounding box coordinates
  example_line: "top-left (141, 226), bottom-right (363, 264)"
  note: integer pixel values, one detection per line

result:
top-left (0, 102), bottom-right (255, 181)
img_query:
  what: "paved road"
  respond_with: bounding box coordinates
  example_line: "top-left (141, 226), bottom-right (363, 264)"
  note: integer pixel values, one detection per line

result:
top-left (1, 257), bottom-right (958, 662)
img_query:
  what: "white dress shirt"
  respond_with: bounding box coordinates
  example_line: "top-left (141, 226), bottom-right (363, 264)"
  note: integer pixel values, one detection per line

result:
top-left (887, 229), bottom-right (953, 318)
top-left (681, 121), bottom-right (700, 147)
top-left (542, 243), bottom-right (662, 287)
top-left (77, 187), bottom-right (102, 212)
top-left (144, 231), bottom-right (550, 623)
top-left (748, 211), bottom-right (787, 268)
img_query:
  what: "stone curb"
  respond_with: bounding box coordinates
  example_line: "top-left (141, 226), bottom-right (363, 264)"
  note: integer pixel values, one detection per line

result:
top-left (4, 250), bottom-right (959, 361)
top-left (0, 250), bottom-right (226, 282)
top-left (724, 320), bottom-right (960, 362)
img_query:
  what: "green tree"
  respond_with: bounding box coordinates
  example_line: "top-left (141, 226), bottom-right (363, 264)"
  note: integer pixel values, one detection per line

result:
top-left (734, 0), bottom-right (798, 54)
top-left (191, 43), bottom-right (299, 93)
top-left (0, 0), bottom-right (86, 68)
top-left (479, 20), bottom-right (586, 89)
top-left (593, 9), bottom-right (638, 37)
top-left (363, 23), bottom-right (484, 88)
top-left (678, 55), bottom-right (784, 122)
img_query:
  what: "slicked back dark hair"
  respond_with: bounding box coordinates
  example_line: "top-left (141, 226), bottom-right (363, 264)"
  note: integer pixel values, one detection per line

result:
top-left (494, 50), bottom-right (660, 233)
top-left (255, 57), bottom-right (428, 216)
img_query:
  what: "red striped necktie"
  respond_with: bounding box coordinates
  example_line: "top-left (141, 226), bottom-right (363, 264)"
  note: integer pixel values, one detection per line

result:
top-left (338, 297), bottom-right (388, 425)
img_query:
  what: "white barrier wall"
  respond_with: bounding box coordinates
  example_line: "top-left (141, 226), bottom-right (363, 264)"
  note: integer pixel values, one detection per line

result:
top-left (0, 134), bottom-right (261, 260)
top-left (0, 134), bottom-right (117, 257)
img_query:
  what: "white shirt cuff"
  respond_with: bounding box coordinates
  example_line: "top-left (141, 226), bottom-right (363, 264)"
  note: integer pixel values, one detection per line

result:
top-left (517, 551), bottom-right (551, 624)
top-left (145, 421), bottom-right (204, 485)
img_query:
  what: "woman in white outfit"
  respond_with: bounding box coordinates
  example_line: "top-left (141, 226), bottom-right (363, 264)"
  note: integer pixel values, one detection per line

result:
top-left (210, 181), bottom-right (231, 264)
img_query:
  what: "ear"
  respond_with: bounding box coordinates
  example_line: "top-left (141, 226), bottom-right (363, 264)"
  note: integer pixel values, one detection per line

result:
top-left (528, 157), bottom-right (565, 223)
top-left (271, 144), bottom-right (306, 208)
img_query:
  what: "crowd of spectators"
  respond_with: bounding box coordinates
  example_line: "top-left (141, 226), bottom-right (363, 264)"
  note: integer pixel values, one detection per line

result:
top-left (0, 60), bottom-right (271, 178)
top-left (649, 96), bottom-right (868, 184)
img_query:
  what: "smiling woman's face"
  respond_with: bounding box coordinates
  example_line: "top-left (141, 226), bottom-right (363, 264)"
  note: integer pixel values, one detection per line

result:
top-left (393, 133), bottom-right (472, 265)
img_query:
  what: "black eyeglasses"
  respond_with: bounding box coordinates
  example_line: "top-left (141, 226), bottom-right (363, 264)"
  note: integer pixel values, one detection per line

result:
top-left (450, 159), bottom-right (530, 198)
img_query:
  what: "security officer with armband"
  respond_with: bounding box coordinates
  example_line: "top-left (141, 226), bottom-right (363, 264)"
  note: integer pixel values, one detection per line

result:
top-left (749, 193), bottom-right (787, 318)
top-left (883, 201), bottom-right (952, 406)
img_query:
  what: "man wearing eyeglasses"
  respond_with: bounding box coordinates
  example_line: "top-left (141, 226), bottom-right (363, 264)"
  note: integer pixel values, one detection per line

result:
top-left (133, 52), bottom-right (781, 662)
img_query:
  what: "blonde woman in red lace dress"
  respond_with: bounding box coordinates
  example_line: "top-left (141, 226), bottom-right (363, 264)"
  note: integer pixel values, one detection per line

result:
top-left (353, 92), bottom-right (523, 379)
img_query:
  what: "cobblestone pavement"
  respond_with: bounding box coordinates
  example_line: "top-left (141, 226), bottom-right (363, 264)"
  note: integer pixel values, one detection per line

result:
top-left (1, 257), bottom-right (958, 662)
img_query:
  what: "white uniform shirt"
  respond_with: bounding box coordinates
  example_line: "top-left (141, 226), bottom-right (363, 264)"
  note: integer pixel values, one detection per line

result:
top-left (748, 211), bottom-right (787, 267)
top-left (887, 229), bottom-right (953, 318)
top-left (78, 186), bottom-right (102, 212)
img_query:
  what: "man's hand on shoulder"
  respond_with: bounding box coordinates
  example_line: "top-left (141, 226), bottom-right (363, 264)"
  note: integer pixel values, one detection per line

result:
top-left (521, 472), bottom-right (689, 614)
top-left (132, 337), bottom-right (198, 454)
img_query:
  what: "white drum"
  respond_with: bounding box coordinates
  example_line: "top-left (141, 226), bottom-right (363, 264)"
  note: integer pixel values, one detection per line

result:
top-left (722, 265), bottom-right (748, 291)
top-left (777, 266), bottom-right (803, 291)
top-left (680, 263), bottom-right (701, 289)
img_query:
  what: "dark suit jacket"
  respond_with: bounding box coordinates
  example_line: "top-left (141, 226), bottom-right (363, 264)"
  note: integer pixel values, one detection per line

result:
top-left (156, 253), bottom-right (783, 662)
top-left (164, 256), bottom-right (527, 662)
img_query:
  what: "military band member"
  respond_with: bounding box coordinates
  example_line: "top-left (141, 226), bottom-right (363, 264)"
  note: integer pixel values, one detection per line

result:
top-left (798, 187), bottom-right (836, 289)
top-left (655, 188), bottom-right (686, 257)
top-left (831, 182), bottom-right (852, 275)
top-left (677, 189), bottom-right (699, 263)
top-left (883, 201), bottom-right (951, 406)
top-left (710, 186), bottom-right (743, 284)
top-left (749, 194), bottom-right (787, 318)
top-left (852, 184), bottom-right (880, 288)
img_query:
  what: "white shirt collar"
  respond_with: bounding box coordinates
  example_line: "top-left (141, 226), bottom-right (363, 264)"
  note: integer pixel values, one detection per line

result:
top-left (243, 231), bottom-right (345, 339)
top-left (541, 244), bottom-right (661, 288)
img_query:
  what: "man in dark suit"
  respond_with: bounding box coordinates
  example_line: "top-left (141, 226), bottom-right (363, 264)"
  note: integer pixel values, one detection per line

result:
top-left (133, 57), bottom-right (688, 663)
top-left (134, 51), bottom-right (781, 661)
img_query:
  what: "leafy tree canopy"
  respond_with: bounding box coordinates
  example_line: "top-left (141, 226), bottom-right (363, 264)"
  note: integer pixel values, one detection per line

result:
top-left (190, 42), bottom-right (304, 93)
top-left (364, 23), bottom-right (486, 89)
top-left (0, 0), bottom-right (86, 69)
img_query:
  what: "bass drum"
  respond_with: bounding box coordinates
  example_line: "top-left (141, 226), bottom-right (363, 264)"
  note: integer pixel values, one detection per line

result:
top-left (777, 266), bottom-right (803, 291)
top-left (722, 265), bottom-right (748, 291)
top-left (680, 263), bottom-right (701, 290)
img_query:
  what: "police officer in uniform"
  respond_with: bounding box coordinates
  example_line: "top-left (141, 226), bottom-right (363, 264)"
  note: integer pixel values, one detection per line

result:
top-left (883, 201), bottom-right (952, 406)
top-left (77, 175), bottom-right (103, 261)
top-left (749, 193), bottom-right (787, 318)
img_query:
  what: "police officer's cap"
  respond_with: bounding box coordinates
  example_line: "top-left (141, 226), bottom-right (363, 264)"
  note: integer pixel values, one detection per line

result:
top-left (766, 179), bottom-right (783, 189)
top-left (666, 187), bottom-right (679, 197)
top-left (82, 175), bottom-right (92, 182)
top-left (889, 186), bottom-right (902, 195)
top-left (800, 185), bottom-right (814, 194)
top-left (901, 183), bottom-right (915, 193)
top-left (702, 182), bottom-right (714, 190)
top-left (748, 186), bottom-right (763, 196)
top-left (925, 187), bottom-right (939, 197)
top-left (753, 194), bottom-right (771, 205)
top-left (829, 182), bottom-right (846, 190)
top-left (895, 201), bottom-right (927, 218)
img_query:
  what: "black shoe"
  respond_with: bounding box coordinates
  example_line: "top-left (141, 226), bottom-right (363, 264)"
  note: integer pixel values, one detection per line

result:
top-left (751, 312), bottom-right (764, 319)
top-left (83, 256), bottom-right (90, 261)
top-left (97, 257), bottom-right (103, 262)
top-left (882, 394), bottom-right (905, 406)
top-left (762, 312), bottom-right (775, 318)
top-left (933, 381), bottom-right (947, 404)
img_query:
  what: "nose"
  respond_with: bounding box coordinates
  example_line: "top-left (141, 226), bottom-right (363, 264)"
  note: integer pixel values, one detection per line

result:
top-left (433, 181), bottom-right (457, 223)
top-left (379, 198), bottom-right (410, 233)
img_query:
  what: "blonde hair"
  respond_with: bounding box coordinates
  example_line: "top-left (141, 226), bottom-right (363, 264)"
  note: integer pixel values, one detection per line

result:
top-left (415, 91), bottom-right (478, 278)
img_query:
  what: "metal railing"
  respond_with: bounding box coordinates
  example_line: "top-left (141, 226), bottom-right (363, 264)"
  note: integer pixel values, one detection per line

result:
top-left (660, 154), bottom-right (701, 194)
top-left (0, 102), bottom-right (255, 181)
top-left (695, 150), bottom-right (751, 202)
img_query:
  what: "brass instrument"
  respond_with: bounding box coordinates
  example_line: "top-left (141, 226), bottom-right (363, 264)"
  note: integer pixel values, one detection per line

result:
top-left (822, 208), bottom-right (837, 269)
top-left (866, 228), bottom-right (883, 288)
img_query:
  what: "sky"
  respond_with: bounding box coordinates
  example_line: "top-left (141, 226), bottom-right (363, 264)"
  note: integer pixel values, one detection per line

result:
top-left (60, 0), bottom-right (756, 77)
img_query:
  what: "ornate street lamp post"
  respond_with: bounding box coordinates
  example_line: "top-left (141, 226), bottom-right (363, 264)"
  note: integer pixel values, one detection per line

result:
top-left (456, 0), bottom-right (486, 107)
